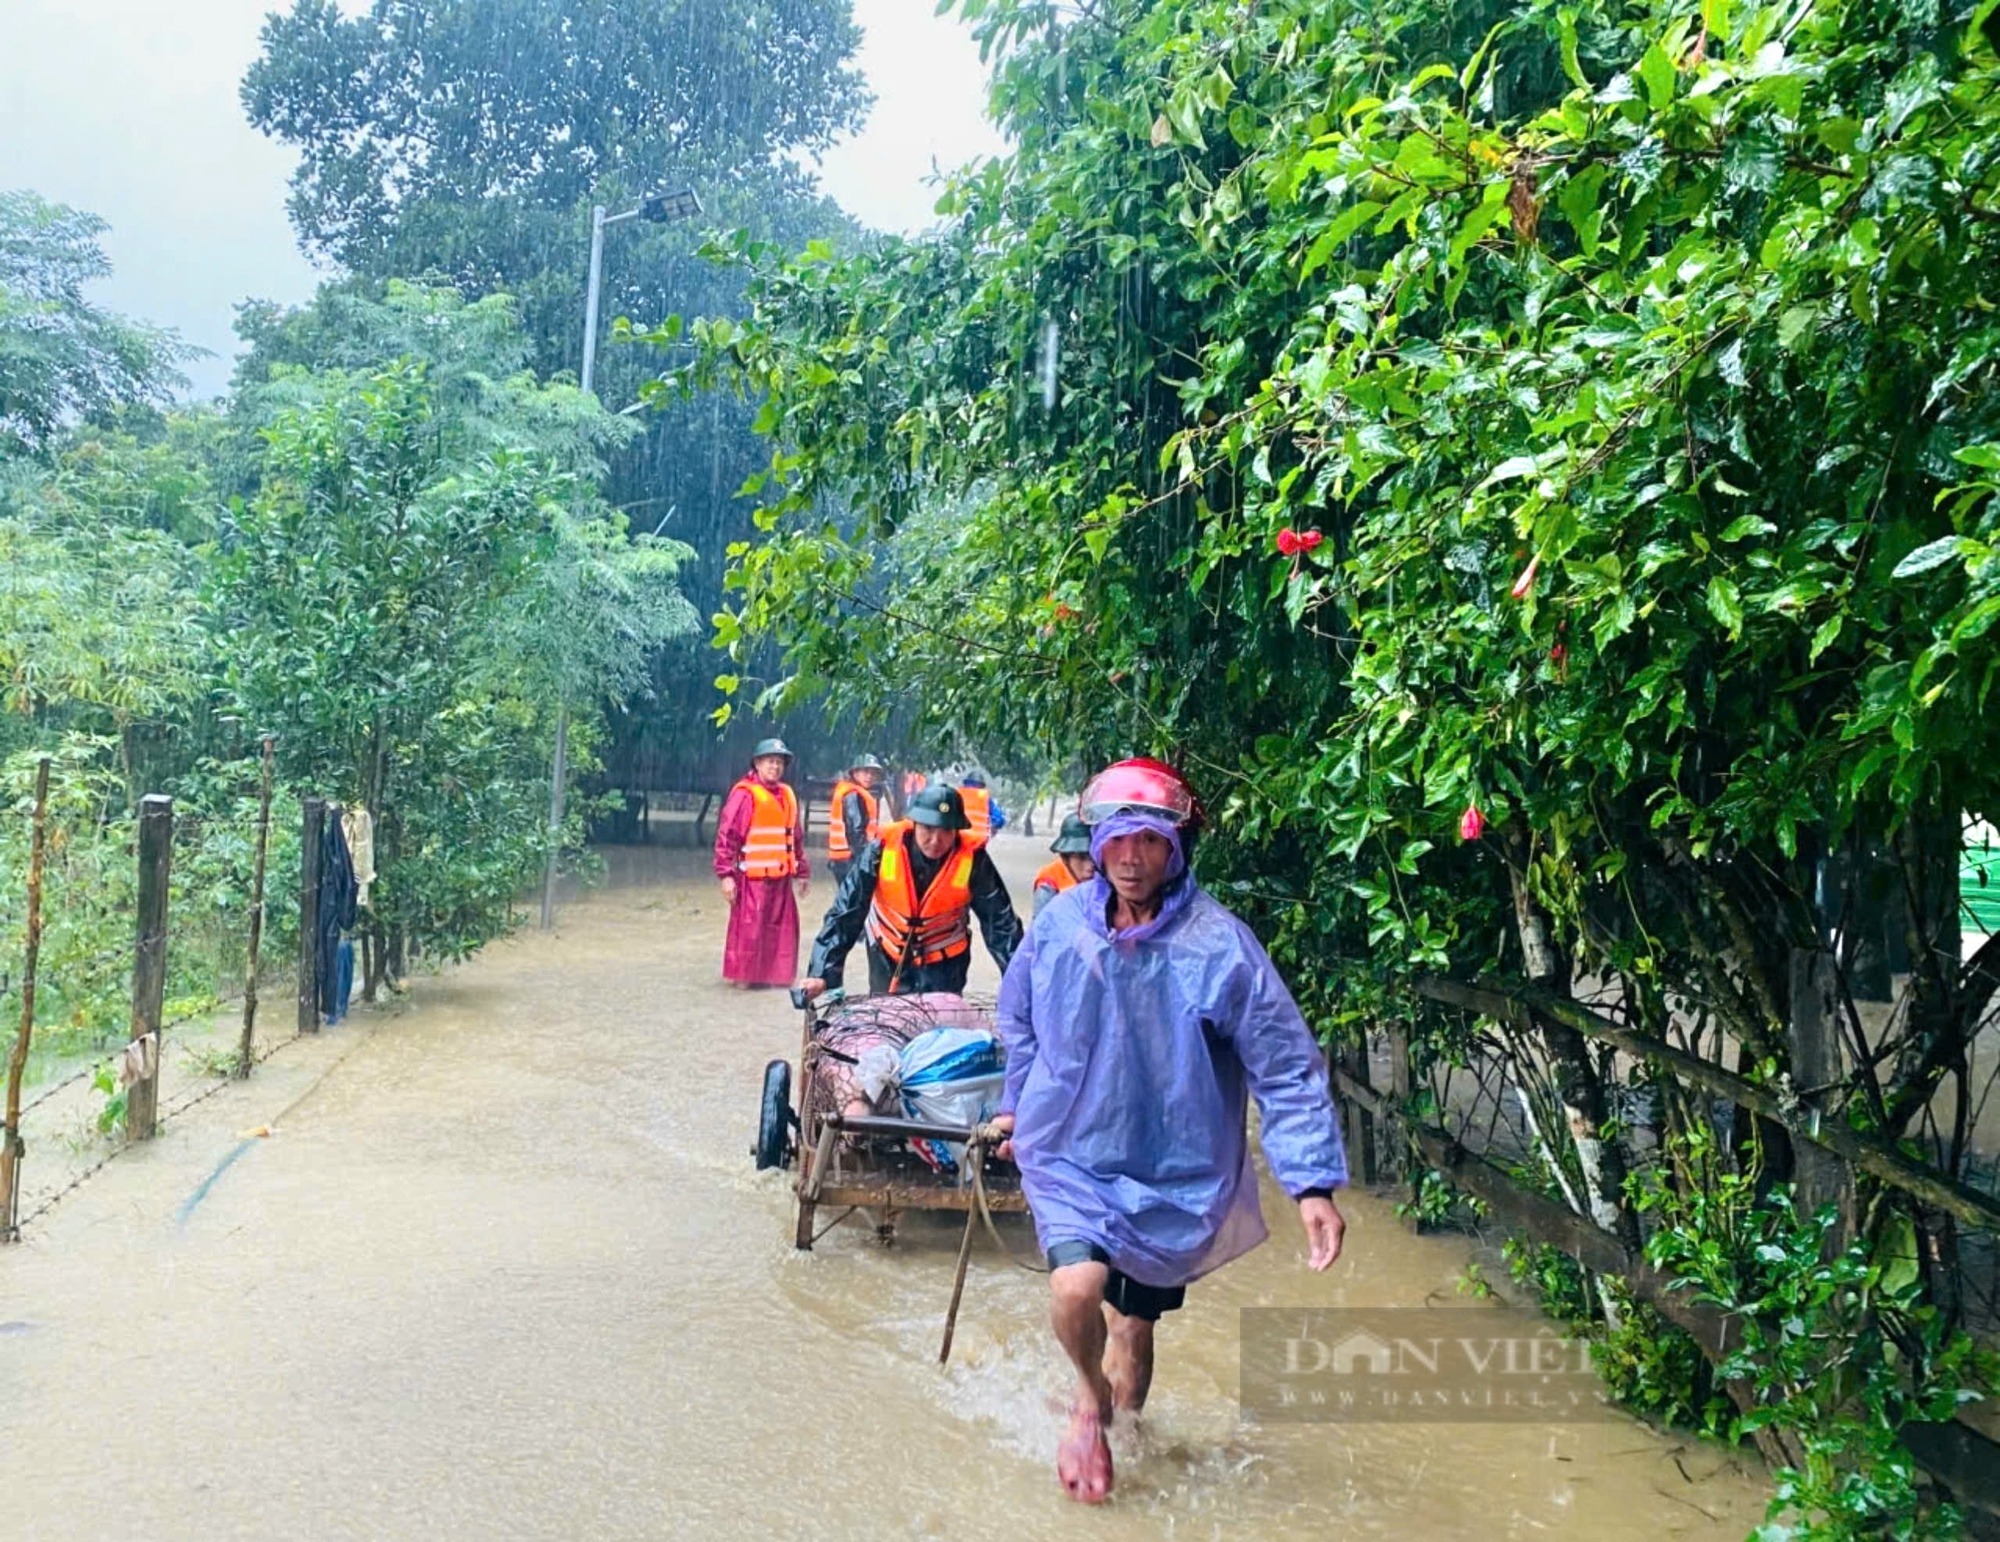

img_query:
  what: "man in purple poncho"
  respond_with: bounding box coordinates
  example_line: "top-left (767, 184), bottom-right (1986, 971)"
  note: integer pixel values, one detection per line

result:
top-left (991, 758), bottom-right (1348, 1504)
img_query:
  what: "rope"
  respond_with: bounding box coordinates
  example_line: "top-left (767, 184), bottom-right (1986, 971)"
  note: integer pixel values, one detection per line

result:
top-left (937, 1128), bottom-right (1050, 1367)
top-left (971, 1124), bottom-right (1049, 1274)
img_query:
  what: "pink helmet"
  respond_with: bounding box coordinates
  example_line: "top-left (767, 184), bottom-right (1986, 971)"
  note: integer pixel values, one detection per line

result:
top-left (1078, 758), bottom-right (1204, 831)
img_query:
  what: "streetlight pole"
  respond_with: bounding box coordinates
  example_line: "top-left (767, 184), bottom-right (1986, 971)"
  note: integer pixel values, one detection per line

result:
top-left (542, 188), bottom-right (701, 931)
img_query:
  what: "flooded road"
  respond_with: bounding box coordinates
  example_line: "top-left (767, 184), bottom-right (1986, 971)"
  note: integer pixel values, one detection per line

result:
top-left (0, 838), bottom-right (1770, 1540)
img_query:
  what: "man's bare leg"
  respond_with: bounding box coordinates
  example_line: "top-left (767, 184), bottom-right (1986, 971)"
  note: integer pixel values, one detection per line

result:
top-left (1101, 1307), bottom-right (1156, 1413)
top-left (1049, 1262), bottom-right (1115, 1503)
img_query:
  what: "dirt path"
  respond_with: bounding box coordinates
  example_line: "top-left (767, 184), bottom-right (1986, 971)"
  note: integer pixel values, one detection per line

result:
top-left (0, 839), bottom-right (1772, 1540)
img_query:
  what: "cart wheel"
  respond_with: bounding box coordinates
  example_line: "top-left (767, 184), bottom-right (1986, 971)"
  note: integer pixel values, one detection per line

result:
top-left (754, 1059), bottom-right (792, 1171)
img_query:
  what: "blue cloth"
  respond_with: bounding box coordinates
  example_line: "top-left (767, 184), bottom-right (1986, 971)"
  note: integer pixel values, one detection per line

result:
top-left (327, 938), bottom-right (354, 1025)
top-left (988, 798), bottom-right (1007, 833)
top-left (996, 874), bottom-right (1346, 1288)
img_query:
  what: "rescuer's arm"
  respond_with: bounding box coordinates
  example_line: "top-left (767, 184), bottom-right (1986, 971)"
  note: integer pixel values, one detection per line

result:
top-left (968, 848), bottom-right (1025, 975)
top-left (988, 797), bottom-right (1008, 834)
top-left (803, 840), bottom-right (882, 993)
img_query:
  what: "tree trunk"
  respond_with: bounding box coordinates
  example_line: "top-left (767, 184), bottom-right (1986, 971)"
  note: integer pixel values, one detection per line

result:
top-left (1510, 866), bottom-right (1642, 1257)
top-left (1787, 945), bottom-right (1856, 1255)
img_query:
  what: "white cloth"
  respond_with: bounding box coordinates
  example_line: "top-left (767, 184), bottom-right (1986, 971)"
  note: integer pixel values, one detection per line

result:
top-left (342, 807), bottom-right (376, 908)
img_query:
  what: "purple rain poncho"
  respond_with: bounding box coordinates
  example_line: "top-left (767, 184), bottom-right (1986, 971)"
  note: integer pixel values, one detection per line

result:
top-left (995, 823), bottom-right (1347, 1288)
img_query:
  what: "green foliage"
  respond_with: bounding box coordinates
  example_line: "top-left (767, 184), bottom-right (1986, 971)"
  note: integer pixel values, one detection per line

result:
top-left (241, 0), bottom-right (868, 268)
top-left (1503, 1236), bottom-right (1732, 1434)
top-left (0, 191), bottom-right (193, 459)
top-left (3, 259), bottom-right (695, 1061)
top-left (1639, 1138), bottom-right (1994, 1541)
top-left (210, 335), bottom-right (694, 959)
top-left (240, 1), bottom-right (876, 781)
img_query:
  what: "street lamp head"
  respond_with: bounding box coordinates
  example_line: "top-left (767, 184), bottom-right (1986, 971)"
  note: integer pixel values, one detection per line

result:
top-left (640, 187), bottom-right (703, 224)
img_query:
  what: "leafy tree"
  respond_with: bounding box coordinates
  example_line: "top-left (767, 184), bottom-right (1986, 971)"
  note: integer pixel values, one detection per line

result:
top-left (241, 0), bottom-right (877, 785)
top-left (241, 0), bottom-right (868, 268)
top-left (0, 191), bottom-right (194, 459)
top-left (0, 471), bottom-right (204, 799)
top-left (210, 345), bottom-right (691, 968)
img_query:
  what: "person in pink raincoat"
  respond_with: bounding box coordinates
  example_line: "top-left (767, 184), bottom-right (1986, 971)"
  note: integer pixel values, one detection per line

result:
top-left (713, 738), bottom-right (810, 988)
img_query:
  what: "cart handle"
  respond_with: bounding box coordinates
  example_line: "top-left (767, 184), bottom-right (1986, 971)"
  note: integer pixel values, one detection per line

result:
top-left (826, 1112), bottom-right (979, 1144)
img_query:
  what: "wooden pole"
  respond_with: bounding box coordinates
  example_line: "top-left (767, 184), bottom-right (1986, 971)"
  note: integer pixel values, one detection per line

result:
top-left (540, 702), bottom-right (569, 930)
top-left (2, 758), bottom-right (51, 1241)
top-left (298, 796), bottom-right (324, 1035)
top-left (127, 795), bottom-right (173, 1140)
top-left (237, 738), bottom-right (275, 1077)
top-left (1334, 1039), bottom-right (1377, 1186)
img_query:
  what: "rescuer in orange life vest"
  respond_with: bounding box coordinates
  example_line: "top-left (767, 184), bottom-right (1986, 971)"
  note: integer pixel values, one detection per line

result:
top-left (1032, 816), bottom-right (1097, 916)
top-left (826, 753), bottom-right (886, 890)
top-left (958, 769), bottom-right (1007, 848)
top-left (713, 737), bottom-right (810, 989)
top-left (800, 782), bottom-right (1023, 999)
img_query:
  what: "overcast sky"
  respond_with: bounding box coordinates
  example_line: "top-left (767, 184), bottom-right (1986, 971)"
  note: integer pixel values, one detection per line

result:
top-left (0, 0), bottom-right (1006, 400)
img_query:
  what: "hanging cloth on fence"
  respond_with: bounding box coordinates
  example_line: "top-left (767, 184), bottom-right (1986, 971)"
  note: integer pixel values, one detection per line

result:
top-left (318, 808), bottom-right (357, 1019)
top-left (342, 806), bottom-right (376, 909)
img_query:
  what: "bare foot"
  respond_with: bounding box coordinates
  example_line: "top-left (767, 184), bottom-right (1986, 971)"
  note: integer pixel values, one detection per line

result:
top-left (1056, 1402), bottom-right (1114, 1504)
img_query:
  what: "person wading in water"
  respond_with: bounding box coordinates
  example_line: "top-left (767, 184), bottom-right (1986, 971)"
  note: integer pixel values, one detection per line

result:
top-left (991, 758), bottom-right (1348, 1504)
top-left (713, 738), bottom-right (810, 989)
top-left (801, 781), bottom-right (1021, 999)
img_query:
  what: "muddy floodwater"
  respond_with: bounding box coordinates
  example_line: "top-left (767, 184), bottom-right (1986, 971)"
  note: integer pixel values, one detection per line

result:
top-left (0, 838), bottom-right (1772, 1540)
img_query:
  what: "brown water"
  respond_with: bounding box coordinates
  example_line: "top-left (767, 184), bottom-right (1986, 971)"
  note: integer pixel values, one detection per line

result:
top-left (0, 839), bottom-right (1771, 1540)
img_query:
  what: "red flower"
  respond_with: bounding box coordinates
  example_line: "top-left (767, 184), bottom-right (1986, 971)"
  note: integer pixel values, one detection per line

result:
top-left (1054, 603), bottom-right (1080, 622)
top-left (1511, 554), bottom-right (1540, 600)
top-left (1459, 804), bottom-right (1487, 842)
top-left (1297, 529), bottom-right (1325, 552)
top-left (1549, 642), bottom-right (1567, 665)
top-left (1276, 528), bottom-right (1302, 556)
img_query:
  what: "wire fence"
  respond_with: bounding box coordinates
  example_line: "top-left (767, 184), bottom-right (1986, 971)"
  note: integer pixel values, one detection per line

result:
top-left (1, 747), bottom-right (357, 1241)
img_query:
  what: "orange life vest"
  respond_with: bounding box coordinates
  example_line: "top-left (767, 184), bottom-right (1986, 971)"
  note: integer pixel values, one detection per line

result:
top-left (828, 779), bottom-right (881, 862)
top-left (960, 785), bottom-right (993, 847)
top-left (733, 777), bottom-right (800, 879)
top-left (1034, 858), bottom-right (1080, 896)
top-left (866, 821), bottom-right (976, 970)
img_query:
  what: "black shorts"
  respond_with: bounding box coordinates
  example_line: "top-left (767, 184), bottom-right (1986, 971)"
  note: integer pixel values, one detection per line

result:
top-left (1045, 1241), bottom-right (1187, 1322)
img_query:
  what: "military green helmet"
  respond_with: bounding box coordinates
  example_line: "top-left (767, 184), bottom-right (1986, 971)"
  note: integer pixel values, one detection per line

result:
top-left (1051, 815), bottom-right (1093, 856)
top-left (751, 737), bottom-right (793, 762)
top-left (906, 781), bottom-right (971, 831)
top-left (850, 753), bottom-right (886, 773)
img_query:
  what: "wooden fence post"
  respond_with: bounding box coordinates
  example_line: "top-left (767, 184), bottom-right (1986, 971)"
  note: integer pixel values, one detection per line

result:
top-left (298, 796), bottom-right (324, 1035)
top-left (1336, 1037), bottom-right (1378, 1186)
top-left (127, 795), bottom-right (173, 1140)
top-left (2, 758), bottom-right (52, 1241)
top-left (237, 738), bottom-right (275, 1077)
